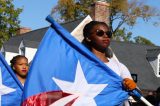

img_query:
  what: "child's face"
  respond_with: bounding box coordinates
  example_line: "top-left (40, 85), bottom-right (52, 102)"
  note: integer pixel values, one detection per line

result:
top-left (13, 57), bottom-right (29, 78)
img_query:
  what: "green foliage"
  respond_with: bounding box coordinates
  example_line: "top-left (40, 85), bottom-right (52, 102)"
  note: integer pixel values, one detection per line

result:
top-left (52, 0), bottom-right (95, 22)
top-left (113, 28), bottom-right (132, 42)
top-left (52, 0), bottom-right (158, 45)
top-left (134, 36), bottom-right (155, 45)
top-left (109, 0), bottom-right (159, 34)
top-left (113, 28), bottom-right (155, 45)
top-left (0, 0), bottom-right (22, 47)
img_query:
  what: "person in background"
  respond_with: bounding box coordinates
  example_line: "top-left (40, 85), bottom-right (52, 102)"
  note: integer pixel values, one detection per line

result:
top-left (10, 55), bottom-right (29, 86)
top-left (145, 91), bottom-right (156, 106)
top-left (155, 87), bottom-right (160, 106)
top-left (82, 21), bottom-right (137, 105)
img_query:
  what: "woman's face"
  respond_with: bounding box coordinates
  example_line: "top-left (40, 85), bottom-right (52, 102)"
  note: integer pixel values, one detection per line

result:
top-left (88, 24), bottom-right (111, 51)
top-left (13, 57), bottom-right (29, 78)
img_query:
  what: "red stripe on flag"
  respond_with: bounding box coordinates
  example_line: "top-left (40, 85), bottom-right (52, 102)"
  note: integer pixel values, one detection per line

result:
top-left (22, 91), bottom-right (72, 106)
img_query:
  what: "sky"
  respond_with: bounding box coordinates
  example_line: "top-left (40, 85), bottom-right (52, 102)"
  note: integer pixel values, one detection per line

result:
top-left (13, 0), bottom-right (160, 46)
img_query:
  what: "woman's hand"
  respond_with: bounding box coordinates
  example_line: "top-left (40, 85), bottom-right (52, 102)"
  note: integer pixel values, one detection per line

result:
top-left (123, 78), bottom-right (136, 91)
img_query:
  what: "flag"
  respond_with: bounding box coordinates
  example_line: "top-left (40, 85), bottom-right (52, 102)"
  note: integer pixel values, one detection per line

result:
top-left (71, 15), bottom-right (92, 42)
top-left (22, 15), bottom-right (129, 106)
top-left (0, 53), bottom-right (23, 106)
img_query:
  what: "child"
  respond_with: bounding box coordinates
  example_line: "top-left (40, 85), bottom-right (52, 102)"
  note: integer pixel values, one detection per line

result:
top-left (10, 55), bottom-right (29, 86)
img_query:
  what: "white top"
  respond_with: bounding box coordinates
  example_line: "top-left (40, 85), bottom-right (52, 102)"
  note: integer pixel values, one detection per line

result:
top-left (105, 57), bottom-right (132, 106)
top-left (105, 57), bottom-right (132, 79)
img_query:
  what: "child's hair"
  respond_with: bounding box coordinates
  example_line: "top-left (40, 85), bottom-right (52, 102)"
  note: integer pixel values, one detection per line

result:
top-left (10, 55), bottom-right (28, 69)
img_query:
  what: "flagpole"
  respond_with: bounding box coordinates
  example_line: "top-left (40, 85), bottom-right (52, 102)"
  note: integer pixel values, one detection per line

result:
top-left (140, 96), bottom-right (153, 106)
top-left (131, 89), bottom-right (153, 106)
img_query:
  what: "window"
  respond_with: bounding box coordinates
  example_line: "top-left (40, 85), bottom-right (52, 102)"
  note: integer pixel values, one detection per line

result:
top-left (19, 40), bottom-right (25, 55)
top-left (159, 58), bottom-right (160, 75)
top-left (131, 74), bottom-right (138, 83)
top-left (20, 47), bottom-right (25, 55)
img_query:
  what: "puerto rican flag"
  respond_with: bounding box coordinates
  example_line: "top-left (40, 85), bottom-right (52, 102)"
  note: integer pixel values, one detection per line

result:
top-left (22, 15), bottom-right (129, 106)
top-left (0, 53), bottom-right (23, 106)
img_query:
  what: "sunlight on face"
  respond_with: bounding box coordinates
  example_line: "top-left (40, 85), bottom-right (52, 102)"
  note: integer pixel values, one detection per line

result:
top-left (13, 57), bottom-right (29, 78)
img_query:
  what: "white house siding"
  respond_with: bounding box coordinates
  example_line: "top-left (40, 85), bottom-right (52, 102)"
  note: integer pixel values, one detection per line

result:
top-left (149, 58), bottom-right (159, 77)
top-left (71, 15), bottom-right (92, 42)
top-left (25, 47), bottom-right (37, 63)
top-left (5, 52), bottom-right (19, 65)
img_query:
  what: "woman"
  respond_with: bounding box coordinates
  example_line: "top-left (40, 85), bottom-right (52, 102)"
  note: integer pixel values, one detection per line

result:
top-left (82, 21), bottom-right (136, 105)
top-left (10, 55), bottom-right (29, 85)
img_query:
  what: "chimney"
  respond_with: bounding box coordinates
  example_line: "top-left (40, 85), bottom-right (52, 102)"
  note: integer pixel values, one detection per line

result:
top-left (90, 1), bottom-right (110, 25)
top-left (17, 27), bottom-right (32, 35)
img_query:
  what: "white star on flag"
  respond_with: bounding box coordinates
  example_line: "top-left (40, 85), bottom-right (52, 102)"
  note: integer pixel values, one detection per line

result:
top-left (0, 67), bottom-right (16, 105)
top-left (51, 61), bottom-right (108, 106)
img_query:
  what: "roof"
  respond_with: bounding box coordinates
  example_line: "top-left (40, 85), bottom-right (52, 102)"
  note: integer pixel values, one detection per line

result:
top-left (3, 18), bottom-right (85, 52)
top-left (23, 40), bottom-right (39, 48)
top-left (146, 48), bottom-right (160, 58)
top-left (110, 40), bottom-right (160, 90)
top-left (3, 27), bottom-right (48, 52)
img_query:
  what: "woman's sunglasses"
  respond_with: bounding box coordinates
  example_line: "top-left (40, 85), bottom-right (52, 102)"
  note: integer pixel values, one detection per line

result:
top-left (94, 30), bottom-right (112, 38)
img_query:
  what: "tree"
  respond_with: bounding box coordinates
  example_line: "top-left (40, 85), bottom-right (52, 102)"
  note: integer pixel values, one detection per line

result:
top-left (52, 0), bottom-right (159, 45)
top-left (134, 36), bottom-right (155, 45)
top-left (114, 28), bottom-right (132, 42)
top-left (109, 0), bottom-right (159, 36)
top-left (51, 0), bottom-right (95, 22)
top-left (0, 0), bottom-right (22, 47)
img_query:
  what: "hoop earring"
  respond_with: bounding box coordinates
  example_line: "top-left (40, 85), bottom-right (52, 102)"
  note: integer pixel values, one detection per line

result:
top-left (86, 37), bottom-right (91, 42)
top-left (13, 66), bottom-right (15, 70)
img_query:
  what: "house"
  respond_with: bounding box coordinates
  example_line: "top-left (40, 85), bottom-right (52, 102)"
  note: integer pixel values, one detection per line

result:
top-left (110, 41), bottom-right (160, 95)
top-left (1, 17), bottom-right (85, 63)
top-left (1, 1), bottom-right (160, 96)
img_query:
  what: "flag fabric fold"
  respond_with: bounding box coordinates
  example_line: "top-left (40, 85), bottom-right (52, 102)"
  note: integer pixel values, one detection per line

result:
top-left (0, 53), bottom-right (23, 106)
top-left (22, 15), bottom-right (129, 106)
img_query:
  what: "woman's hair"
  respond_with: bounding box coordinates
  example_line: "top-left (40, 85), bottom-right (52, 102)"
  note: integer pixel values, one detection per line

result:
top-left (10, 55), bottom-right (28, 69)
top-left (82, 21), bottom-right (113, 58)
top-left (83, 21), bottom-right (110, 38)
